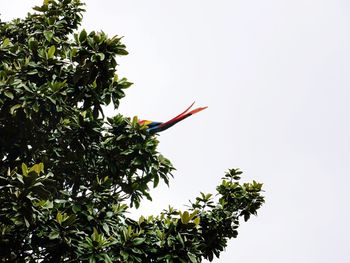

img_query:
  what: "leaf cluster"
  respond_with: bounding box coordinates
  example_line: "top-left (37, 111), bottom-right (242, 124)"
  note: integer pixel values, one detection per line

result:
top-left (0, 1), bottom-right (264, 262)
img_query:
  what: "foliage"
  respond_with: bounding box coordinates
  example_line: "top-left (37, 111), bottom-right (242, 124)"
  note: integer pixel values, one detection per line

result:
top-left (0, 1), bottom-right (264, 262)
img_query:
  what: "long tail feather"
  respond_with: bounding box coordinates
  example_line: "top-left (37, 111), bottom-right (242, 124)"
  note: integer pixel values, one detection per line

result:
top-left (160, 101), bottom-right (196, 126)
top-left (154, 104), bottom-right (207, 133)
top-left (186, 106), bottom-right (208, 116)
top-left (139, 102), bottom-right (207, 134)
top-left (138, 102), bottom-right (195, 127)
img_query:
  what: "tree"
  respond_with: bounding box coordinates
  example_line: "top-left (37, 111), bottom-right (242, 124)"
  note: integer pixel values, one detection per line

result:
top-left (0, 1), bottom-right (264, 262)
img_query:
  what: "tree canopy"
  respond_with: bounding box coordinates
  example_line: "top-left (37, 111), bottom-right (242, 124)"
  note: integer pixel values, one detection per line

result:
top-left (0, 1), bottom-right (264, 262)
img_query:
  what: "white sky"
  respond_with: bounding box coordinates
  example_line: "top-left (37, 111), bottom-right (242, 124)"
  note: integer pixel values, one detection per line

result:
top-left (2, 1), bottom-right (350, 262)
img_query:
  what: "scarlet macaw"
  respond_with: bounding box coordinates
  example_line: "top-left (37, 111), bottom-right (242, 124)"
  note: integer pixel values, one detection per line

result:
top-left (138, 102), bottom-right (207, 134)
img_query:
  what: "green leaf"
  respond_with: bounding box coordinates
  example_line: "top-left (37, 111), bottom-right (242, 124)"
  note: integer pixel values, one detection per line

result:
top-left (10, 104), bottom-right (21, 115)
top-left (91, 227), bottom-right (99, 241)
top-left (79, 29), bottom-right (87, 43)
top-left (104, 254), bottom-right (113, 263)
top-left (43, 30), bottom-right (54, 42)
top-left (28, 38), bottom-right (38, 50)
top-left (49, 231), bottom-right (60, 240)
top-left (189, 210), bottom-right (198, 220)
top-left (132, 116), bottom-right (138, 125)
top-left (21, 163), bottom-right (28, 176)
top-left (118, 78), bottom-right (133, 89)
top-left (24, 217), bottom-right (30, 228)
top-left (102, 223), bottom-right (110, 234)
top-left (116, 48), bottom-right (129, 55)
top-left (32, 4), bottom-right (48, 12)
top-left (96, 52), bottom-right (105, 61)
top-left (120, 250), bottom-right (129, 260)
top-left (2, 38), bottom-right (11, 47)
top-left (177, 233), bottom-right (184, 247)
top-left (42, 200), bottom-right (53, 209)
top-left (153, 174), bottom-right (159, 188)
top-left (193, 217), bottom-right (200, 226)
top-left (47, 45), bottom-right (56, 59)
top-left (132, 237), bottom-right (145, 246)
top-left (56, 212), bottom-right (68, 225)
top-left (29, 163), bottom-right (44, 174)
top-left (180, 211), bottom-right (190, 224)
top-left (62, 214), bottom-right (76, 227)
top-left (4, 91), bottom-right (14, 100)
top-left (72, 205), bottom-right (81, 213)
top-left (188, 252), bottom-right (198, 263)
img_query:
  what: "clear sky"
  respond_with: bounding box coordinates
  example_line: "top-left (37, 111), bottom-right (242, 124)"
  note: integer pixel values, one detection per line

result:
top-left (2, 1), bottom-right (350, 262)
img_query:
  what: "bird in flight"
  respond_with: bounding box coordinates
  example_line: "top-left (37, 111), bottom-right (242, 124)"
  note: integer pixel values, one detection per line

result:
top-left (138, 102), bottom-right (207, 134)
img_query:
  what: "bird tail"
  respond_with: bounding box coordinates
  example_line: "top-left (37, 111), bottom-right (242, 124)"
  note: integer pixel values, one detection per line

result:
top-left (156, 102), bottom-right (207, 132)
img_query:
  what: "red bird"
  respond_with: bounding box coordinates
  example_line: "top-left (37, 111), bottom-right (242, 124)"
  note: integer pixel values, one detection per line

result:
top-left (138, 102), bottom-right (207, 134)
